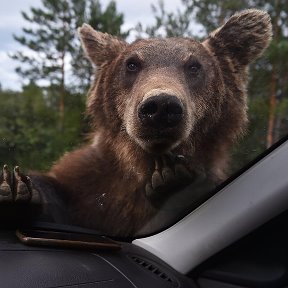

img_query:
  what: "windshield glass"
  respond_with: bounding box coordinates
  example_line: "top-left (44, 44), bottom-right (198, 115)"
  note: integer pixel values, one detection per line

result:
top-left (0, 1), bottom-right (287, 239)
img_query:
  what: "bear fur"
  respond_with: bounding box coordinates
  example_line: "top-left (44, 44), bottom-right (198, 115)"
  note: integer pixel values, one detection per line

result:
top-left (44, 9), bottom-right (272, 237)
top-left (1, 9), bottom-right (272, 238)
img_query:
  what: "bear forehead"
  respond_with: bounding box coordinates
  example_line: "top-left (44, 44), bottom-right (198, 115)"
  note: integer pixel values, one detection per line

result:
top-left (125, 38), bottom-right (209, 64)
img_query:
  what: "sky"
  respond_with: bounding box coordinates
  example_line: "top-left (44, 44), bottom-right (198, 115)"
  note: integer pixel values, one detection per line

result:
top-left (0, 0), bottom-right (188, 91)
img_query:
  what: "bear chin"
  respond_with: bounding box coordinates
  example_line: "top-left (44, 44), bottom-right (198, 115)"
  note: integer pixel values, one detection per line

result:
top-left (136, 138), bottom-right (181, 155)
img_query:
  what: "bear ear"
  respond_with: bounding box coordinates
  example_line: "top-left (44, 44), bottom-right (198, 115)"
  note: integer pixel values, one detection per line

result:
top-left (78, 24), bottom-right (127, 66)
top-left (203, 9), bottom-right (272, 66)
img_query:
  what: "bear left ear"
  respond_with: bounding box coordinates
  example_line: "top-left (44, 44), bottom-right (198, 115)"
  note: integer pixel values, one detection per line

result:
top-left (203, 9), bottom-right (272, 66)
top-left (78, 24), bottom-right (127, 66)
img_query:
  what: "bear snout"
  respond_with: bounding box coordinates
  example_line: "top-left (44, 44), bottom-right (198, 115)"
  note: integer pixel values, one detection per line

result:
top-left (138, 94), bottom-right (184, 129)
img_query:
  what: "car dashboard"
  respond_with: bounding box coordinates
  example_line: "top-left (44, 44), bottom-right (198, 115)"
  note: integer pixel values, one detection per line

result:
top-left (0, 230), bottom-right (195, 288)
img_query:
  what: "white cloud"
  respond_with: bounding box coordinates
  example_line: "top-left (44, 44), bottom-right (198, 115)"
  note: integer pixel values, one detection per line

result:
top-left (0, 15), bottom-right (24, 30)
top-left (1, 0), bottom-right (41, 29)
top-left (0, 51), bottom-right (21, 90)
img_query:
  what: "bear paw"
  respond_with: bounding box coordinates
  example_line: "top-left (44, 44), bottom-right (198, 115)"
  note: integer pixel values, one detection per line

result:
top-left (145, 153), bottom-right (199, 205)
top-left (0, 165), bottom-right (40, 204)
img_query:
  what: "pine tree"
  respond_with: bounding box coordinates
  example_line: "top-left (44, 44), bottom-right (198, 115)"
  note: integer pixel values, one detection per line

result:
top-left (182, 0), bottom-right (246, 32)
top-left (11, 0), bottom-right (80, 131)
top-left (71, 0), bottom-right (128, 93)
top-left (135, 0), bottom-right (194, 38)
top-left (11, 0), bottom-right (127, 130)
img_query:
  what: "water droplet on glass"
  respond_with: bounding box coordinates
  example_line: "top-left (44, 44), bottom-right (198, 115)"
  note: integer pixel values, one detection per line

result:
top-left (96, 193), bottom-right (106, 210)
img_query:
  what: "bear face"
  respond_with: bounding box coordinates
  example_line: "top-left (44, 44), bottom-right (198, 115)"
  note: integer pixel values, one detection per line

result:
top-left (79, 9), bottom-right (272, 162)
top-left (96, 37), bottom-right (224, 155)
top-left (80, 32), bottom-right (226, 156)
top-left (120, 38), bottom-right (225, 155)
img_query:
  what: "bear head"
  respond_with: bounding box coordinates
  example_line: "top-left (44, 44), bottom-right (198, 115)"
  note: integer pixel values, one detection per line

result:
top-left (78, 9), bottom-right (272, 157)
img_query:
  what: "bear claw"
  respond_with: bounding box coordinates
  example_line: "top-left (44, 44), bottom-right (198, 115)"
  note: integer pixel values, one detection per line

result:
top-left (146, 154), bottom-right (195, 204)
top-left (14, 166), bottom-right (32, 202)
top-left (0, 165), bottom-right (39, 204)
top-left (0, 165), bottom-right (13, 201)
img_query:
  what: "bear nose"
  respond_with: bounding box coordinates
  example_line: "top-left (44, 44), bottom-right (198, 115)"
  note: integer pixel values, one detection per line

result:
top-left (138, 94), bottom-right (183, 128)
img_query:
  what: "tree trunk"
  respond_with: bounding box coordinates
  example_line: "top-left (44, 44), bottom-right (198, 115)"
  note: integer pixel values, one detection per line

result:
top-left (266, 69), bottom-right (277, 148)
top-left (59, 51), bottom-right (65, 132)
top-left (59, 9), bottom-right (67, 132)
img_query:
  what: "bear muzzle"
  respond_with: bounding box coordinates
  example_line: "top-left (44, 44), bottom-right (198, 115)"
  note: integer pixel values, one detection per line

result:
top-left (138, 94), bottom-right (184, 129)
top-left (134, 93), bottom-right (186, 154)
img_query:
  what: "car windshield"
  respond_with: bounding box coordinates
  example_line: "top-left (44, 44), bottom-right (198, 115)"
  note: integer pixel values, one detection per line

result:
top-left (0, 1), bottom-right (287, 239)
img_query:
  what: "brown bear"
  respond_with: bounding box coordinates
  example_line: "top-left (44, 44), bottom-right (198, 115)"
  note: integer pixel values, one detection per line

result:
top-left (0, 9), bottom-right (272, 238)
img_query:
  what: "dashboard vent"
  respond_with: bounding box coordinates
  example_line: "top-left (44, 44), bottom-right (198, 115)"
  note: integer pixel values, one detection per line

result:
top-left (130, 255), bottom-right (178, 287)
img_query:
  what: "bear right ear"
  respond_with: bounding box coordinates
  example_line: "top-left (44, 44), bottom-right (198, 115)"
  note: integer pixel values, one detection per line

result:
top-left (203, 9), bottom-right (272, 66)
top-left (78, 24), bottom-right (127, 66)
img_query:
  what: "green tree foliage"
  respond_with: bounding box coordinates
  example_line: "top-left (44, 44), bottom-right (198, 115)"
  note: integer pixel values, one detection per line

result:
top-left (0, 83), bottom-right (85, 171)
top-left (10, 0), bottom-right (126, 131)
top-left (71, 0), bottom-right (128, 92)
top-left (11, 0), bottom-right (126, 90)
top-left (183, 0), bottom-right (246, 32)
top-left (135, 0), bottom-right (194, 38)
top-left (11, 0), bottom-right (75, 86)
top-left (2, 0), bottom-right (126, 171)
top-left (11, 0), bottom-right (82, 132)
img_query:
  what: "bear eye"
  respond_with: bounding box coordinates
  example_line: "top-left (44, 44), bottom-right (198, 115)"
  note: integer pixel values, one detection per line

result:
top-left (126, 60), bottom-right (140, 72)
top-left (187, 61), bottom-right (201, 75)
